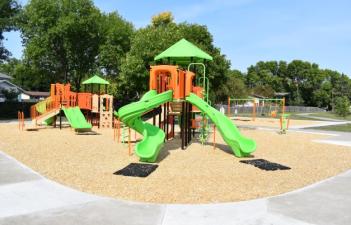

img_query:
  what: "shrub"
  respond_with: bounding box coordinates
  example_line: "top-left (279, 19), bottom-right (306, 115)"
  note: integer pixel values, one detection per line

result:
top-left (334, 96), bottom-right (350, 117)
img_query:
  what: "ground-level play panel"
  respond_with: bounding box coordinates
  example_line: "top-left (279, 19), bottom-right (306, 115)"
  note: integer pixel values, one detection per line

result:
top-left (2, 122), bottom-right (351, 203)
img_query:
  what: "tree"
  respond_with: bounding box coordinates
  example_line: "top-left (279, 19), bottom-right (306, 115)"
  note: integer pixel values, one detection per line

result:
top-left (97, 12), bottom-right (134, 78)
top-left (243, 60), bottom-right (351, 108)
top-left (334, 96), bottom-right (350, 117)
top-left (19, 0), bottom-right (103, 91)
top-left (217, 69), bottom-right (247, 101)
top-left (151, 11), bottom-right (174, 27)
top-left (0, 0), bottom-right (20, 62)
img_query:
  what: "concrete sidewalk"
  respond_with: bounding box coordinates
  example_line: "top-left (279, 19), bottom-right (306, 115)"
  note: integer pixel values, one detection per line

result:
top-left (0, 151), bottom-right (351, 225)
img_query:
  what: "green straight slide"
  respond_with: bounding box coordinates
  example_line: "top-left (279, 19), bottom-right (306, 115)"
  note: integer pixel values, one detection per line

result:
top-left (117, 90), bottom-right (173, 162)
top-left (62, 106), bottom-right (92, 130)
top-left (186, 93), bottom-right (256, 157)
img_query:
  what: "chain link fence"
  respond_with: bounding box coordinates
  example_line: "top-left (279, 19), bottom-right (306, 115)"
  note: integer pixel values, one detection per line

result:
top-left (215, 104), bottom-right (325, 115)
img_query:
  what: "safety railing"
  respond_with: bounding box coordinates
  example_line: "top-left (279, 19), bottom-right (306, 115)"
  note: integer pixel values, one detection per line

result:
top-left (30, 97), bottom-right (60, 120)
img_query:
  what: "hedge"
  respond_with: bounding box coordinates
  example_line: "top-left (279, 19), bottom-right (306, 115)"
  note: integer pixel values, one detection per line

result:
top-left (0, 102), bottom-right (36, 119)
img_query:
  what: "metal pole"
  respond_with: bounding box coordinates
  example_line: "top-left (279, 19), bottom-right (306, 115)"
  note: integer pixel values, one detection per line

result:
top-left (228, 96), bottom-right (230, 117)
top-left (158, 106), bottom-right (162, 129)
top-left (98, 85), bottom-right (100, 128)
top-left (172, 115), bottom-right (175, 138)
top-left (166, 102), bottom-right (169, 140)
top-left (128, 128), bottom-right (131, 156)
top-left (163, 103), bottom-right (166, 142)
top-left (188, 103), bottom-right (192, 143)
top-left (186, 103), bottom-right (188, 147)
top-left (213, 124), bottom-right (216, 150)
top-left (59, 93), bottom-right (62, 130)
top-left (180, 102), bottom-right (185, 150)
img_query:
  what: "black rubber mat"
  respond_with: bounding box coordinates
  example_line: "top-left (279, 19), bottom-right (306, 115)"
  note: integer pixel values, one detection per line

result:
top-left (114, 163), bottom-right (158, 177)
top-left (240, 159), bottom-right (291, 171)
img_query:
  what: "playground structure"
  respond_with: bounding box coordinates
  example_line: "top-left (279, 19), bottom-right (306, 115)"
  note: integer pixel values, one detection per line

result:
top-left (114, 39), bottom-right (257, 163)
top-left (227, 97), bottom-right (286, 121)
top-left (29, 75), bottom-right (113, 131)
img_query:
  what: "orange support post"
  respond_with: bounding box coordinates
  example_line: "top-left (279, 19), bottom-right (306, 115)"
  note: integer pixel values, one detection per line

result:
top-left (18, 111), bottom-right (21, 130)
top-left (18, 111), bottom-right (24, 131)
top-left (213, 124), bottom-right (216, 151)
top-left (21, 112), bottom-right (24, 131)
top-left (227, 97), bottom-right (230, 117)
top-left (287, 117), bottom-right (290, 129)
top-left (282, 97), bottom-right (286, 115)
top-left (128, 128), bottom-right (131, 156)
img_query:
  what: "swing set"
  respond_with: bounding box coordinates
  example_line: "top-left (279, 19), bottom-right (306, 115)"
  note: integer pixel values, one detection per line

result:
top-left (227, 97), bottom-right (285, 121)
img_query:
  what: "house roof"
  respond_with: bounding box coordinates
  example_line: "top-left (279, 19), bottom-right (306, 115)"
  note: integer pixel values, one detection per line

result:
top-left (154, 38), bottom-right (213, 64)
top-left (0, 80), bottom-right (25, 92)
top-left (23, 91), bottom-right (50, 97)
top-left (82, 75), bottom-right (110, 85)
top-left (251, 94), bottom-right (267, 99)
top-left (0, 80), bottom-right (48, 97)
top-left (274, 92), bottom-right (289, 97)
top-left (0, 72), bottom-right (13, 80)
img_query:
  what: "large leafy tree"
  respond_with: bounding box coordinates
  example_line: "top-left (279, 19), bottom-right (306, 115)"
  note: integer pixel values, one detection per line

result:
top-left (0, 0), bottom-right (20, 62)
top-left (19, 0), bottom-right (133, 91)
top-left (0, 58), bottom-right (49, 91)
top-left (217, 69), bottom-right (247, 101)
top-left (19, 0), bottom-right (102, 91)
top-left (244, 60), bottom-right (351, 108)
top-left (97, 12), bottom-right (134, 78)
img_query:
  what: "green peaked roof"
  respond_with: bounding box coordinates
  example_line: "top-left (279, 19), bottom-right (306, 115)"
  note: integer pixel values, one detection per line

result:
top-left (154, 38), bottom-right (213, 64)
top-left (82, 74), bottom-right (109, 85)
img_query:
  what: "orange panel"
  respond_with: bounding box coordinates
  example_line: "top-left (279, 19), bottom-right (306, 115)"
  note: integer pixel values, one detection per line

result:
top-left (150, 65), bottom-right (178, 91)
top-left (78, 93), bottom-right (92, 110)
top-left (192, 86), bottom-right (203, 98)
top-left (192, 86), bottom-right (203, 112)
top-left (185, 71), bottom-right (195, 96)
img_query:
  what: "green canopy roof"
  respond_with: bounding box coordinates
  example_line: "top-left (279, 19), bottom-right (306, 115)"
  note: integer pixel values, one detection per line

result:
top-left (82, 75), bottom-right (109, 85)
top-left (154, 38), bottom-right (213, 64)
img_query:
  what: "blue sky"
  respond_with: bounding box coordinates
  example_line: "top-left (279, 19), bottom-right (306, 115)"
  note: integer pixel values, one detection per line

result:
top-left (4, 0), bottom-right (351, 75)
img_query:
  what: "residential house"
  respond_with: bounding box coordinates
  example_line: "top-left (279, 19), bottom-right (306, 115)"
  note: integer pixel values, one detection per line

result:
top-left (0, 72), bottom-right (49, 102)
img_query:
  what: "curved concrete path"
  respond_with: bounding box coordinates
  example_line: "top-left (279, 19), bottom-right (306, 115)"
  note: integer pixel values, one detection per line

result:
top-left (1, 151), bottom-right (351, 225)
top-left (296, 113), bottom-right (350, 122)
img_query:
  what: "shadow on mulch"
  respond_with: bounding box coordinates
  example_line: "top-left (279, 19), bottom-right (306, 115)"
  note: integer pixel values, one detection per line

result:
top-left (114, 163), bottom-right (158, 177)
top-left (240, 159), bottom-right (291, 171)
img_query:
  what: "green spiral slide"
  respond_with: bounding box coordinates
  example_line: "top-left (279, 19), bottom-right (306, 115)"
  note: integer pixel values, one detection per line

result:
top-left (116, 90), bottom-right (173, 162)
top-left (117, 90), bottom-right (255, 162)
top-left (186, 93), bottom-right (256, 157)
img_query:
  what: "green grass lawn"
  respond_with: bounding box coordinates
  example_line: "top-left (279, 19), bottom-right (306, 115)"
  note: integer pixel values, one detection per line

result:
top-left (308, 112), bottom-right (351, 121)
top-left (288, 112), bottom-right (351, 121)
top-left (309, 123), bottom-right (351, 132)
